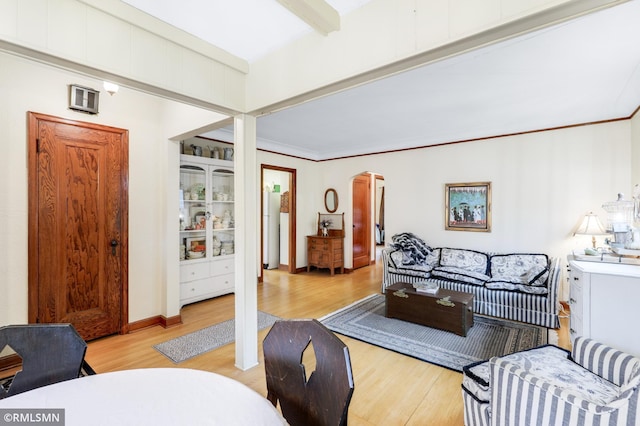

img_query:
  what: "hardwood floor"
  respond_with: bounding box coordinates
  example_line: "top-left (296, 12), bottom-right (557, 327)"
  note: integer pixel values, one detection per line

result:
top-left (85, 251), bottom-right (570, 425)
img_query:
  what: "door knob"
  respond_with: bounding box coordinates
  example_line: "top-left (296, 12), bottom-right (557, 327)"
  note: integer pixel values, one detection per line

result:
top-left (110, 239), bottom-right (119, 255)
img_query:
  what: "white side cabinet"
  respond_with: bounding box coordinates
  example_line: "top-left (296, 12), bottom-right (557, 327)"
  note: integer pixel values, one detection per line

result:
top-left (179, 154), bottom-right (234, 307)
top-left (568, 259), bottom-right (640, 356)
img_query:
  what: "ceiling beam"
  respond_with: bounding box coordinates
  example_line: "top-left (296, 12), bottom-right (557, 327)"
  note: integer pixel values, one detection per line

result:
top-left (276, 0), bottom-right (340, 35)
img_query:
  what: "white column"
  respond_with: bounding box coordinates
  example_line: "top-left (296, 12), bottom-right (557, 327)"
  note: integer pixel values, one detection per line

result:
top-left (164, 139), bottom-right (181, 319)
top-left (233, 114), bottom-right (259, 370)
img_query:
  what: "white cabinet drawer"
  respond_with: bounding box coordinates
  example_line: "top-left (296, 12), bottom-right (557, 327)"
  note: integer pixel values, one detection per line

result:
top-left (180, 262), bottom-right (210, 282)
top-left (212, 258), bottom-right (234, 276)
top-left (180, 278), bottom-right (215, 300)
top-left (212, 273), bottom-right (234, 292)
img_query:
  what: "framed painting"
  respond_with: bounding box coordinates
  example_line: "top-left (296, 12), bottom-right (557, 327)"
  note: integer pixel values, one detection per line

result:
top-left (445, 182), bottom-right (491, 232)
top-left (185, 237), bottom-right (206, 252)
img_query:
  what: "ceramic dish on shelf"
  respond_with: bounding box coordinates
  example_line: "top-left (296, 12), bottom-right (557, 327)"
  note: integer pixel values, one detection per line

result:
top-left (188, 250), bottom-right (205, 259)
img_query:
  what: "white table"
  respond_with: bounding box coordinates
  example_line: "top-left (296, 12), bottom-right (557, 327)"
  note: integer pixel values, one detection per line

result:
top-left (0, 368), bottom-right (287, 425)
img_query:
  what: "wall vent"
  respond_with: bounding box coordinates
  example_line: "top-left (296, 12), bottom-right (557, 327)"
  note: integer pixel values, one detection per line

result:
top-left (69, 84), bottom-right (99, 114)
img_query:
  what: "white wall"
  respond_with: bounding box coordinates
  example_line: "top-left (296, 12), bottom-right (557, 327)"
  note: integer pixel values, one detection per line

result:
top-left (293, 121), bottom-right (629, 298)
top-left (0, 51), bottom-right (220, 326)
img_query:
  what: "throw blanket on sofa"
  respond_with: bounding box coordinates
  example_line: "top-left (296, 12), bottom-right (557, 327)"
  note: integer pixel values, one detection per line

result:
top-left (390, 233), bottom-right (432, 265)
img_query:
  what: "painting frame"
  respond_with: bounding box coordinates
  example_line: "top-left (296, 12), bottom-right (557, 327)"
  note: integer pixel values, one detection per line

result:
top-left (445, 182), bottom-right (491, 232)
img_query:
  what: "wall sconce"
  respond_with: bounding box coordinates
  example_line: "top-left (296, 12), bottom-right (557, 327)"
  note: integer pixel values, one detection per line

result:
top-left (103, 81), bottom-right (119, 96)
top-left (573, 212), bottom-right (607, 249)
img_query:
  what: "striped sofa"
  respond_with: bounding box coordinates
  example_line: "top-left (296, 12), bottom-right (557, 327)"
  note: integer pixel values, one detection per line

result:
top-left (382, 247), bottom-right (561, 328)
top-left (462, 337), bottom-right (640, 425)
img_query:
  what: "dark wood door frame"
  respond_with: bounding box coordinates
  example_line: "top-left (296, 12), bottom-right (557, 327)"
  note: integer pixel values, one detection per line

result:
top-left (374, 174), bottom-right (385, 250)
top-left (260, 165), bottom-right (297, 278)
top-left (27, 112), bottom-right (129, 336)
top-left (352, 173), bottom-right (372, 269)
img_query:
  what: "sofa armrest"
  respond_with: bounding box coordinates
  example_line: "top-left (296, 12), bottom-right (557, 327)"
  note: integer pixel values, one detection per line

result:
top-left (489, 357), bottom-right (637, 425)
top-left (572, 337), bottom-right (640, 386)
top-left (547, 257), bottom-right (561, 298)
top-left (381, 248), bottom-right (397, 292)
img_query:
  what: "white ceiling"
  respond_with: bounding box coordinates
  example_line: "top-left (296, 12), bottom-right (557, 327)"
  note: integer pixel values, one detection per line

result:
top-left (122, 0), bottom-right (372, 62)
top-left (123, 1), bottom-right (640, 161)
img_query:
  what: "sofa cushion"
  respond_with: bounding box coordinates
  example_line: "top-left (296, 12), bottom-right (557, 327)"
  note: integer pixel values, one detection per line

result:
top-left (431, 265), bottom-right (490, 286)
top-left (484, 279), bottom-right (549, 294)
top-left (439, 248), bottom-right (489, 275)
top-left (463, 345), bottom-right (571, 402)
top-left (494, 347), bottom-right (622, 406)
top-left (490, 254), bottom-right (549, 286)
top-left (388, 248), bottom-right (440, 277)
top-left (464, 344), bottom-right (623, 406)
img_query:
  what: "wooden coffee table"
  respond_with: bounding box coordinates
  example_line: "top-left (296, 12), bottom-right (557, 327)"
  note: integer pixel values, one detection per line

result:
top-left (385, 282), bottom-right (474, 336)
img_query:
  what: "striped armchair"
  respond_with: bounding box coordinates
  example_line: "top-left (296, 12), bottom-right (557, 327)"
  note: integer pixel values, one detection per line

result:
top-left (462, 337), bottom-right (640, 425)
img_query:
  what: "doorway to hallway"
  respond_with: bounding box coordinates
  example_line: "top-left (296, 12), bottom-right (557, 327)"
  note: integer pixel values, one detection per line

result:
top-left (260, 165), bottom-right (297, 280)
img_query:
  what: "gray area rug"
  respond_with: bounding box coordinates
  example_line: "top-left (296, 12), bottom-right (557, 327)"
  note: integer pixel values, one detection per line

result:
top-left (319, 294), bottom-right (547, 372)
top-left (154, 311), bottom-right (280, 363)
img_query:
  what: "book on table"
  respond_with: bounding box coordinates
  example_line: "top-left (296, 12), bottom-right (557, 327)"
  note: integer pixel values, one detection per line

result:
top-left (413, 282), bottom-right (439, 294)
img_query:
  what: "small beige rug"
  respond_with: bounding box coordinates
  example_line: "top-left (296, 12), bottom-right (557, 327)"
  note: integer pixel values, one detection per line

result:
top-left (154, 311), bottom-right (280, 363)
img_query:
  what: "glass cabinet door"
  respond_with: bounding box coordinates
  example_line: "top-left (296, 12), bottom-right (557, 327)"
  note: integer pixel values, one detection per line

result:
top-left (179, 165), bottom-right (207, 261)
top-left (211, 168), bottom-right (234, 257)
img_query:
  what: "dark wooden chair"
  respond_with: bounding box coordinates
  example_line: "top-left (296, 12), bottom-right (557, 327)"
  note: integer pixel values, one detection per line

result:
top-left (263, 319), bottom-right (354, 426)
top-left (0, 324), bottom-right (94, 399)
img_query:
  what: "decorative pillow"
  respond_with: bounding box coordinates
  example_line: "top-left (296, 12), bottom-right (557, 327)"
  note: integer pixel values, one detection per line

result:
top-left (524, 266), bottom-right (550, 287)
top-left (423, 248), bottom-right (440, 267)
top-left (389, 233), bottom-right (432, 265)
top-left (439, 248), bottom-right (489, 275)
top-left (388, 249), bottom-right (440, 278)
top-left (490, 254), bottom-right (549, 286)
top-left (485, 279), bottom-right (549, 294)
top-left (431, 265), bottom-right (490, 286)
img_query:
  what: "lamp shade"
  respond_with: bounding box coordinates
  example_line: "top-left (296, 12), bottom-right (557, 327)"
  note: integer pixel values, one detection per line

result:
top-left (574, 212), bottom-right (607, 249)
top-left (574, 212), bottom-right (607, 236)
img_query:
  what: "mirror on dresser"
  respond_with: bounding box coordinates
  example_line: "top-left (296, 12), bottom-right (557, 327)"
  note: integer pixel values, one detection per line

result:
top-left (324, 188), bottom-right (338, 213)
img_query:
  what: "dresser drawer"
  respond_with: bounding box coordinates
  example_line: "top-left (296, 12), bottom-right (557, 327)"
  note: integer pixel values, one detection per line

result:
top-left (309, 239), bottom-right (329, 250)
top-left (180, 262), bottom-right (210, 282)
top-left (180, 277), bottom-right (215, 300)
top-left (212, 273), bottom-right (234, 292)
top-left (211, 258), bottom-right (234, 276)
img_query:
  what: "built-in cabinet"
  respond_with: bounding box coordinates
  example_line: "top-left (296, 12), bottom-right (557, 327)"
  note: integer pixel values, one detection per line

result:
top-left (179, 154), bottom-right (234, 306)
top-left (568, 259), bottom-right (640, 356)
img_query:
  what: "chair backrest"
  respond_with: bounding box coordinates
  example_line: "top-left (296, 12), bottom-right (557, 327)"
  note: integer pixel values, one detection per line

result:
top-left (263, 319), bottom-right (354, 426)
top-left (0, 324), bottom-right (88, 399)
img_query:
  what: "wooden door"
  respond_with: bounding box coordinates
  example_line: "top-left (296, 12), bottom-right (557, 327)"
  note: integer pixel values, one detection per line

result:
top-left (28, 112), bottom-right (129, 341)
top-left (352, 174), bottom-right (371, 269)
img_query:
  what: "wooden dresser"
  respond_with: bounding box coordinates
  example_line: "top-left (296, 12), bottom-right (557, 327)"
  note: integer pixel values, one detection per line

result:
top-left (307, 236), bottom-right (344, 275)
top-left (307, 212), bottom-right (345, 276)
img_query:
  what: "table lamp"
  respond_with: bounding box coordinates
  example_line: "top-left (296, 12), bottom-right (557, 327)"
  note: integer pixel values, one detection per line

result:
top-left (573, 212), bottom-right (607, 250)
